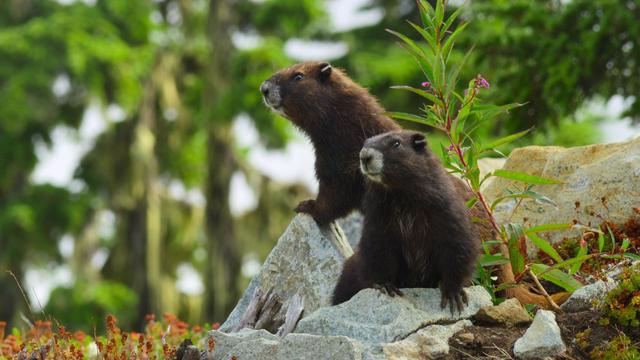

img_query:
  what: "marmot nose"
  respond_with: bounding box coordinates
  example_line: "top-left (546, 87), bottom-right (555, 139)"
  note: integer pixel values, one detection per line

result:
top-left (360, 151), bottom-right (373, 166)
top-left (260, 81), bottom-right (269, 96)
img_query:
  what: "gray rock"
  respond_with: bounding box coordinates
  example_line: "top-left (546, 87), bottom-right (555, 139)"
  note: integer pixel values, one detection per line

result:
top-left (483, 137), bottom-right (640, 254)
top-left (383, 320), bottom-right (471, 359)
top-left (220, 214), bottom-right (352, 332)
top-left (295, 286), bottom-right (491, 344)
top-left (474, 298), bottom-right (532, 327)
top-left (339, 212), bottom-right (364, 249)
top-left (208, 329), bottom-right (278, 359)
top-left (561, 279), bottom-right (617, 312)
top-left (605, 260), bottom-right (640, 280)
top-left (513, 310), bottom-right (566, 359)
top-left (207, 330), bottom-right (363, 360)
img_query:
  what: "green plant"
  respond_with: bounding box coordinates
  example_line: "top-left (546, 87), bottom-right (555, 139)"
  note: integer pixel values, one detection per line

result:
top-left (0, 313), bottom-right (215, 359)
top-left (589, 332), bottom-right (640, 360)
top-left (602, 263), bottom-right (640, 327)
top-left (44, 281), bottom-right (138, 333)
top-left (386, 0), bottom-right (601, 308)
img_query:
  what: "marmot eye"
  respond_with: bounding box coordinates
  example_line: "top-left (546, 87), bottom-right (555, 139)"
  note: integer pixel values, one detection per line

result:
top-left (293, 73), bottom-right (304, 81)
top-left (391, 140), bottom-right (401, 148)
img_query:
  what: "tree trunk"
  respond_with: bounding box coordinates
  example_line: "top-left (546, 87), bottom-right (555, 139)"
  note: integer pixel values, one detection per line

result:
top-left (203, 0), bottom-right (240, 322)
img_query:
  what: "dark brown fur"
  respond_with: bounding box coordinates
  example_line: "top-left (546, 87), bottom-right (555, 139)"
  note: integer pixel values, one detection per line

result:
top-left (332, 131), bottom-right (480, 313)
top-left (261, 61), bottom-right (400, 225)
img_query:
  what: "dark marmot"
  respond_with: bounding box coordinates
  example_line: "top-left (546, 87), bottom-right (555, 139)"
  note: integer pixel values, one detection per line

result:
top-left (260, 61), bottom-right (400, 225)
top-left (332, 130), bottom-right (480, 313)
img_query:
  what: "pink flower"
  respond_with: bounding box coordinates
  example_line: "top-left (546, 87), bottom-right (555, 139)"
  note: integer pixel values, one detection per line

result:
top-left (421, 81), bottom-right (430, 88)
top-left (475, 75), bottom-right (490, 89)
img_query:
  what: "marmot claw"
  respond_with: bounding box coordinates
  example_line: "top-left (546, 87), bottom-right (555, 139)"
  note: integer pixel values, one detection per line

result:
top-left (373, 283), bottom-right (404, 297)
top-left (440, 288), bottom-right (468, 315)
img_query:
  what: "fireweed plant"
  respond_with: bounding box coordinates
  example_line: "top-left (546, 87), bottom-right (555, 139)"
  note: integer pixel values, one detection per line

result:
top-left (386, 0), bottom-right (638, 308)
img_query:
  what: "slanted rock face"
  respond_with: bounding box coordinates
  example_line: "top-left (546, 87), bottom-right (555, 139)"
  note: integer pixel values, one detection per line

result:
top-left (483, 137), bottom-right (640, 252)
top-left (220, 214), bottom-right (356, 332)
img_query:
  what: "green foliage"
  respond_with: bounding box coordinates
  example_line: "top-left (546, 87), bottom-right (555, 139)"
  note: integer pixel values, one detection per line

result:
top-left (465, 0), bottom-right (640, 131)
top-left (589, 332), bottom-right (640, 360)
top-left (45, 281), bottom-right (138, 333)
top-left (389, 0), bottom-right (630, 301)
top-left (0, 313), bottom-right (214, 359)
top-left (602, 263), bottom-right (640, 327)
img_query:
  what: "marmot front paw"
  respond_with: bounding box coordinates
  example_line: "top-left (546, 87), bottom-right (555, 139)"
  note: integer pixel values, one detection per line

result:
top-left (440, 288), bottom-right (468, 314)
top-left (373, 283), bottom-right (404, 297)
top-left (294, 199), bottom-right (316, 214)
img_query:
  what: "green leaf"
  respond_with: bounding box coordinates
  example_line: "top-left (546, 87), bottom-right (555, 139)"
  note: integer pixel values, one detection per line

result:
top-left (493, 169), bottom-right (562, 185)
top-left (621, 237), bottom-right (630, 251)
top-left (505, 223), bottom-right (526, 275)
top-left (386, 29), bottom-right (427, 60)
top-left (442, 22), bottom-right (467, 62)
top-left (528, 233), bottom-right (563, 263)
top-left (482, 240), bottom-right (503, 246)
top-left (483, 128), bottom-right (532, 152)
top-left (530, 263), bottom-right (582, 292)
top-left (442, 5), bottom-right (464, 35)
top-left (390, 86), bottom-right (441, 105)
top-left (570, 246), bottom-right (588, 275)
top-left (607, 225), bottom-right (616, 251)
top-left (598, 232), bottom-right (605, 252)
top-left (624, 253), bottom-right (640, 261)
top-left (446, 46), bottom-right (474, 95)
top-left (417, 0), bottom-right (435, 27)
top-left (385, 111), bottom-right (442, 129)
top-left (543, 254), bottom-right (594, 272)
top-left (470, 102), bottom-right (523, 120)
top-left (525, 223), bottom-right (572, 234)
top-left (387, 29), bottom-right (433, 81)
top-left (479, 253), bottom-right (510, 267)
top-left (408, 21), bottom-right (438, 52)
top-left (435, 0), bottom-right (445, 29)
top-left (465, 197), bottom-right (478, 208)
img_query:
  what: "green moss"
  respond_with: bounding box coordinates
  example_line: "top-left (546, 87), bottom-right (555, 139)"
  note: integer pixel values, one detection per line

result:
top-left (602, 263), bottom-right (640, 327)
top-left (589, 333), bottom-right (640, 360)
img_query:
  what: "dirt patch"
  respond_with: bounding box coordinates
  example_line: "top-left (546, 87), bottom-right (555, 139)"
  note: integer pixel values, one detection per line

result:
top-left (449, 325), bottom-right (526, 359)
top-left (448, 309), bottom-right (635, 359)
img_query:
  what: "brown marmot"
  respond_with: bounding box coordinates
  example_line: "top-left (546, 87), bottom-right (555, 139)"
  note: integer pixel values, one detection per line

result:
top-left (260, 61), bottom-right (401, 225)
top-left (332, 130), bottom-right (480, 313)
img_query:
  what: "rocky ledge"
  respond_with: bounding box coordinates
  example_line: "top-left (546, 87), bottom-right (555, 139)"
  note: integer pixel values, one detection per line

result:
top-left (196, 137), bottom-right (639, 359)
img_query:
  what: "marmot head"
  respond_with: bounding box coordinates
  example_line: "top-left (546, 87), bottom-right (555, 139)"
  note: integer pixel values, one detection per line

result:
top-left (260, 61), bottom-right (348, 125)
top-left (360, 130), bottom-right (437, 188)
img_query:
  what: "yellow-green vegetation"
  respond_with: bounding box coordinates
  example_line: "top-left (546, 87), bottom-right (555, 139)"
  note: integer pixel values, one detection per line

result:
top-left (589, 333), bottom-right (640, 360)
top-left (602, 263), bottom-right (640, 327)
top-left (0, 314), bottom-right (215, 359)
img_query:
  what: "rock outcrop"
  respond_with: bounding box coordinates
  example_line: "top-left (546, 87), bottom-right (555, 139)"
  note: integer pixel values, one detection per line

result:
top-left (483, 137), bottom-right (640, 251)
top-left (220, 214), bottom-right (354, 333)
top-left (210, 286), bottom-right (491, 360)
top-left (295, 286), bottom-right (491, 344)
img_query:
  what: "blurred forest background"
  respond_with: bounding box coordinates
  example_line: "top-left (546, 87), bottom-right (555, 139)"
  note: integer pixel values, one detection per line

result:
top-left (1, 0), bottom-right (639, 331)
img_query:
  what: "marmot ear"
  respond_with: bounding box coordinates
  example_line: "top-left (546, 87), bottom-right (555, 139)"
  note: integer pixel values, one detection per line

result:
top-left (319, 62), bottom-right (332, 80)
top-left (411, 133), bottom-right (427, 152)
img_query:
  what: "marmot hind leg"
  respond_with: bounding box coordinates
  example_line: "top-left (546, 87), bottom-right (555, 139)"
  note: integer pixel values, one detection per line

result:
top-left (332, 254), bottom-right (365, 305)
